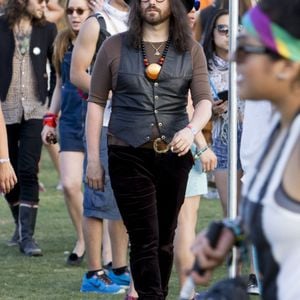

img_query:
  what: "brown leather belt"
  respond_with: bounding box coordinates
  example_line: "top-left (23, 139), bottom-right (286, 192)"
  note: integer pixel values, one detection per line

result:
top-left (108, 135), bottom-right (170, 153)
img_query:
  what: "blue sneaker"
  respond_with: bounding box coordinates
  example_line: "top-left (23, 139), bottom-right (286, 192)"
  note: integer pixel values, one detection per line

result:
top-left (108, 269), bottom-right (131, 289)
top-left (80, 271), bottom-right (125, 294)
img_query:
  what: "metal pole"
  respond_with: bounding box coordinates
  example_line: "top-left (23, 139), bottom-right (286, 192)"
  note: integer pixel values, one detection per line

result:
top-left (228, 0), bottom-right (239, 278)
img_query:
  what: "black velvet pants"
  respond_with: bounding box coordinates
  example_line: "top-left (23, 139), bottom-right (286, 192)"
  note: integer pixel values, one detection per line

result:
top-left (108, 146), bottom-right (194, 300)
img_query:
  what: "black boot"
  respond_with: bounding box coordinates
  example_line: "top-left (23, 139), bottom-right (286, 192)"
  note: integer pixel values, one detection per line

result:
top-left (19, 204), bottom-right (42, 256)
top-left (7, 204), bottom-right (19, 246)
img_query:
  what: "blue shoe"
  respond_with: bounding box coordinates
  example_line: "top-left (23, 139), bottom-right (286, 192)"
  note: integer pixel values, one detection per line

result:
top-left (108, 269), bottom-right (131, 289)
top-left (80, 271), bottom-right (125, 294)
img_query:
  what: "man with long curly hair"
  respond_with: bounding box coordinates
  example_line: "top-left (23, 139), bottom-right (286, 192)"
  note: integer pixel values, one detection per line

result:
top-left (0, 0), bottom-right (57, 256)
top-left (85, 0), bottom-right (212, 298)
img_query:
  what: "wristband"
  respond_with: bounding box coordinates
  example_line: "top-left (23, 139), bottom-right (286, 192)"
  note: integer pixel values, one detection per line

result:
top-left (222, 218), bottom-right (245, 247)
top-left (194, 145), bottom-right (209, 160)
top-left (0, 158), bottom-right (10, 164)
top-left (186, 124), bottom-right (198, 136)
top-left (43, 113), bottom-right (58, 128)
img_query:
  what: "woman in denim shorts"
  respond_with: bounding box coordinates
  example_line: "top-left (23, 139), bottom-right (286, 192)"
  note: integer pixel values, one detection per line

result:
top-left (203, 9), bottom-right (244, 216)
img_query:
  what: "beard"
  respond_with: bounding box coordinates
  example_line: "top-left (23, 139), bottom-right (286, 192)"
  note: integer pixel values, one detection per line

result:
top-left (141, 5), bottom-right (170, 26)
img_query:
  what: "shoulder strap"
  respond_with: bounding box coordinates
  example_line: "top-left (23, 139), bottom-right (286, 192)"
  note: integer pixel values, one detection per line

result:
top-left (94, 12), bottom-right (111, 53)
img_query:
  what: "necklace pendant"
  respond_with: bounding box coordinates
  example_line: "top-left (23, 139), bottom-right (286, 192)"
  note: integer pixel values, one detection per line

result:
top-left (145, 63), bottom-right (161, 80)
top-left (154, 50), bottom-right (160, 56)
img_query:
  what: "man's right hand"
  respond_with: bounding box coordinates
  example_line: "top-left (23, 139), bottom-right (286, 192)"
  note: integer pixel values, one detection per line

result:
top-left (86, 160), bottom-right (105, 191)
top-left (0, 162), bottom-right (17, 194)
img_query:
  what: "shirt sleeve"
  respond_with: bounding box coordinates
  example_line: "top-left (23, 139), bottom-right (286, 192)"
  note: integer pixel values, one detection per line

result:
top-left (190, 40), bottom-right (213, 107)
top-left (88, 34), bottom-right (122, 107)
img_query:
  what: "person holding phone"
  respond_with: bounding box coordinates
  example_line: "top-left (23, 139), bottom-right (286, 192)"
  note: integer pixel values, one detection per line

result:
top-left (202, 9), bottom-right (244, 216)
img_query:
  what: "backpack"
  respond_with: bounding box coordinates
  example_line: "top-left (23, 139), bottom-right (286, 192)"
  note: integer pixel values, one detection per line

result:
top-left (91, 12), bottom-right (111, 67)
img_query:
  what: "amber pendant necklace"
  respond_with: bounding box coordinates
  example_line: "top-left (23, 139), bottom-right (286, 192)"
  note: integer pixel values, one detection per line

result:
top-left (141, 39), bottom-right (171, 81)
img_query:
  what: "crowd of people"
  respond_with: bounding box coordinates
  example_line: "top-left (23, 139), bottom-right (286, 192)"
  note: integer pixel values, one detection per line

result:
top-left (1, 0), bottom-right (299, 299)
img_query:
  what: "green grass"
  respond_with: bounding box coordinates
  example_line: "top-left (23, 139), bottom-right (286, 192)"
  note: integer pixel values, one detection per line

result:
top-left (0, 150), bottom-right (260, 299)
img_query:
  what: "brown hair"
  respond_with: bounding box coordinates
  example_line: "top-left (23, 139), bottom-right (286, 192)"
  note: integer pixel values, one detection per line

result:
top-left (4, 0), bottom-right (46, 28)
top-left (127, 0), bottom-right (193, 53)
top-left (52, 0), bottom-right (89, 75)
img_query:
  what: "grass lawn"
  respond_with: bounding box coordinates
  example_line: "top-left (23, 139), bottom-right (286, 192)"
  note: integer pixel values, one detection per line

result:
top-left (0, 149), bottom-right (260, 300)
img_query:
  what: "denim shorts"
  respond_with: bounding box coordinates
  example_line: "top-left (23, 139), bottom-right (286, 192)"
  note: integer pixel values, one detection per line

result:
top-left (212, 131), bottom-right (242, 170)
top-left (83, 127), bottom-right (121, 220)
top-left (185, 144), bottom-right (208, 197)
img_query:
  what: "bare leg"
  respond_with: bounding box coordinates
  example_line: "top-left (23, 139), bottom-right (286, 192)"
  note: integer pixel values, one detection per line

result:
top-left (102, 219), bottom-right (112, 266)
top-left (214, 169), bottom-right (243, 217)
top-left (44, 143), bottom-right (60, 177)
top-left (108, 219), bottom-right (128, 268)
top-left (174, 195), bottom-right (200, 288)
top-left (83, 216), bottom-right (103, 270)
top-left (60, 151), bottom-right (85, 256)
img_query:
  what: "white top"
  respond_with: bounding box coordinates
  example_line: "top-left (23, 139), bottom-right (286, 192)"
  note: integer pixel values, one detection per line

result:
top-left (240, 100), bottom-right (274, 176)
top-left (101, 2), bottom-right (129, 126)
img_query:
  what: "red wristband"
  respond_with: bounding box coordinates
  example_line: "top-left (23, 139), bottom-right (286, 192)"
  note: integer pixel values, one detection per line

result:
top-left (43, 113), bottom-right (58, 128)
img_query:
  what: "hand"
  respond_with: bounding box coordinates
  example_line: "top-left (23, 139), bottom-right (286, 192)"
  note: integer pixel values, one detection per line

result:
top-left (0, 162), bottom-right (17, 194)
top-left (190, 227), bottom-right (235, 284)
top-left (88, 0), bottom-right (104, 13)
top-left (169, 127), bottom-right (194, 156)
top-left (86, 160), bottom-right (105, 191)
top-left (200, 148), bottom-right (217, 172)
top-left (41, 125), bottom-right (57, 145)
top-left (212, 100), bottom-right (228, 116)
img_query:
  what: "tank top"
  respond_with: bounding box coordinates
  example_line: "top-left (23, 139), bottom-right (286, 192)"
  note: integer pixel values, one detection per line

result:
top-left (242, 111), bottom-right (300, 300)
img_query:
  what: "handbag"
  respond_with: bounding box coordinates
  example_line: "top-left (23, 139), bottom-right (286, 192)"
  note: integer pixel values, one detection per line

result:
top-left (195, 276), bottom-right (249, 300)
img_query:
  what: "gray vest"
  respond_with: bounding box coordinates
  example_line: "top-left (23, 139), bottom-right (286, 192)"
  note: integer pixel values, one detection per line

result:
top-left (109, 34), bottom-right (193, 147)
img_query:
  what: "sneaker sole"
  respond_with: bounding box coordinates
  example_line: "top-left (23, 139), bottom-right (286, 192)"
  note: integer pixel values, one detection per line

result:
top-left (247, 287), bottom-right (260, 295)
top-left (80, 288), bottom-right (125, 294)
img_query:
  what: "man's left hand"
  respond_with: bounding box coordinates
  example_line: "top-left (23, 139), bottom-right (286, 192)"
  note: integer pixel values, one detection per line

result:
top-left (169, 127), bottom-right (194, 156)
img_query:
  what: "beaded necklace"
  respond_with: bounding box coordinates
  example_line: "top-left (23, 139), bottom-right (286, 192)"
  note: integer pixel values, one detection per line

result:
top-left (141, 38), bottom-right (171, 80)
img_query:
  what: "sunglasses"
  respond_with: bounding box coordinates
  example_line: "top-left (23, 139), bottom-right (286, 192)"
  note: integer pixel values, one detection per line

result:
top-left (38, 0), bottom-right (49, 4)
top-left (194, 0), bottom-right (200, 11)
top-left (233, 44), bottom-right (281, 64)
top-left (66, 7), bottom-right (88, 15)
top-left (215, 24), bottom-right (229, 36)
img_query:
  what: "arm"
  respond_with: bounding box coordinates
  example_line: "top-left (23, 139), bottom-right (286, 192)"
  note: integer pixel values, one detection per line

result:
top-left (186, 93), bottom-right (217, 172)
top-left (0, 106), bottom-right (17, 194)
top-left (47, 23), bottom-right (58, 100)
top-left (170, 42), bottom-right (212, 156)
top-left (85, 102), bottom-right (105, 190)
top-left (41, 76), bottom-right (62, 144)
top-left (70, 17), bottom-right (100, 92)
top-left (45, 0), bottom-right (64, 24)
top-left (84, 36), bottom-right (112, 190)
top-left (190, 226), bottom-right (235, 285)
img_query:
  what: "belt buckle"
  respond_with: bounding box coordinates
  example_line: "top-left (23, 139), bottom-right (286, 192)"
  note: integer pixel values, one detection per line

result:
top-left (153, 138), bottom-right (170, 154)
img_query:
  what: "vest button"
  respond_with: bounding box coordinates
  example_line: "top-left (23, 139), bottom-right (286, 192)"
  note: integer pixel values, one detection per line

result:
top-left (161, 135), bottom-right (166, 140)
top-left (150, 123), bottom-right (154, 127)
top-left (146, 136), bottom-right (150, 140)
top-left (158, 122), bottom-right (162, 127)
top-left (154, 109), bottom-right (158, 113)
top-left (154, 95), bottom-right (159, 100)
top-left (154, 82), bottom-right (159, 87)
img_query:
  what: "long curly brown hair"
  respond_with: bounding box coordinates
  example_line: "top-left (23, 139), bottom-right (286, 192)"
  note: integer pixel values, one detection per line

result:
top-left (127, 0), bottom-right (192, 53)
top-left (4, 0), bottom-right (47, 28)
